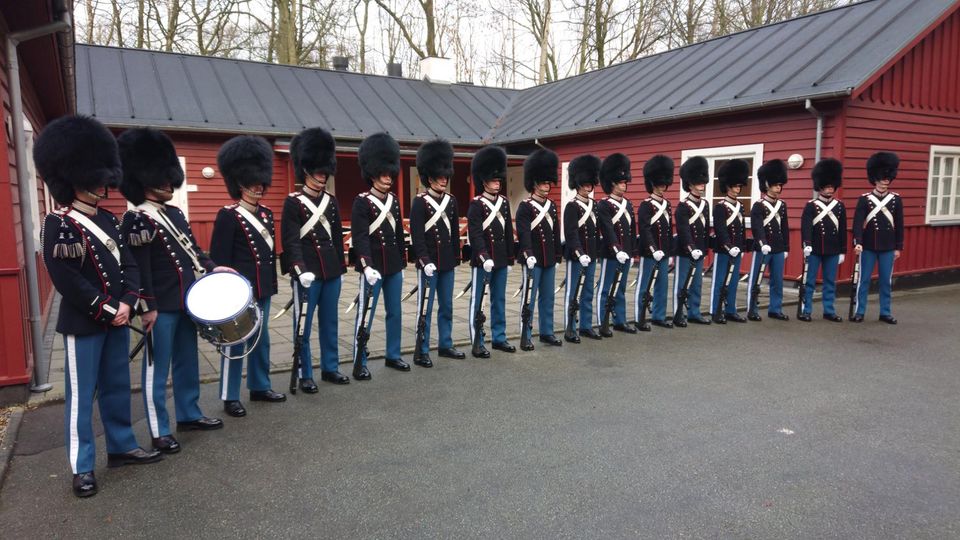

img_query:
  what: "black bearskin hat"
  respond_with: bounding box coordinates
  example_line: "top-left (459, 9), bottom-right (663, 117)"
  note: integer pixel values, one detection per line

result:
top-left (717, 159), bottom-right (750, 195)
top-left (523, 148), bottom-right (559, 192)
top-left (866, 152), bottom-right (899, 185)
top-left (679, 156), bottom-right (709, 192)
top-left (416, 139), bottom-right (454, 188)
top-left (600, 153), bottom-right (631, 194)
top-left (358, 132), bottom-right (400, 186)
top-left (567, 154), bottom-right (601, 191)
top-left (117, 128), bottom-right (184, 205)
top-left (291, 127), bottom-right (336, 184)
top-left (471, 145), bottom-right (507, 191)
top-left (642, 154), bottom-right (674, 194)
top-left (812, 158), bottom-right (843, 191)
top-left (33, 115), bottom-right (122, 205)
top-left (757, 159), bottom-right (788, 193)
top-left (217, 135), bottom-right (274, 200)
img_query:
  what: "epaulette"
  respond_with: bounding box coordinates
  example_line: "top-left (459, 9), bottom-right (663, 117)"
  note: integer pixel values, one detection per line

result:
top-left (51, 215), bottom-right (85, 259)
top-left (288, 191), bottom-right (301, 197)
top-left (224, 203), bottom-right (238, 210)
top-left (472, 195), bottom-right (483, 201)
top-left (127, 211), bottom-right (157, 246)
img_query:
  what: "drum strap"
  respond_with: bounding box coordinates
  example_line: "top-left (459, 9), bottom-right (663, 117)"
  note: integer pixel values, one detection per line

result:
top-left (65, 209), bottom-right (120, 264)
top-left (234, 205), bottom-right (274, 250)
top-left (137, 203), bottom-right (206, 275)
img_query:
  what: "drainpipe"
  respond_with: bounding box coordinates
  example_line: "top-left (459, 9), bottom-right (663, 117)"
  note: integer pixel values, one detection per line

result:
top-left (7, 8), bottom-right (73, 392)
top-left (805, 99), bottom-right (823, 163)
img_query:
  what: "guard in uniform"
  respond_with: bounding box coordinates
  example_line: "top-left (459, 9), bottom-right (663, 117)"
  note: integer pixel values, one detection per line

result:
top-left (410, 139), bottom-right (464, 365)
top-left (674, 156), bottom-right (712, 325)
top-left (800, 158), bottom-right (847, 322)
top-left (35, 116), bottom-right (162, 498)
top-left (119, 128), bottom-right (227, 454)
top-left (635, 155), bottom-right (674, 330)
top-left (467, 145), bottom-right (516, 357)
top-left (852, 152), bottom-right (903, 324)
top-left (596, 153), bottom-right (638, 336)
top-left (563, 155), bottom-right (603, 342)
top-left (747, 159), bottom-right (791, 321)
top-left (710, 159), bottom-right (749, 323)
top-left (210, 136), bottom-right (285, 417)
top-left (515, 148), bottom-right (563, 349)
top-left (283, 127), bottom-right (348, 390)
top-left (351, 133), bottom-right (408, 377)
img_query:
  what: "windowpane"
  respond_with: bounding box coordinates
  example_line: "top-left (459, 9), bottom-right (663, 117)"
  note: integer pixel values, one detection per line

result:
top-left (944, 177), bottom-right (953, 197)
top-left (931, 174), bottom-right (939, 196)
top-left (933, 157), bottom-right (941, 176)
top-left (945, 157), bottom-right (955, 177)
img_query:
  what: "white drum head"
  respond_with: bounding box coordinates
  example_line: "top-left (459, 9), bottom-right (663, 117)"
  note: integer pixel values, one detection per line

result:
top-left (185, 272), bottom-right (252, 323)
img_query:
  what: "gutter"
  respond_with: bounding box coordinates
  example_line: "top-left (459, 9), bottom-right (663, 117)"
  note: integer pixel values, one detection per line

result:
top-left (7, 6), bottom-right (73, 393)
top-left (273, 144), bottom-right (530, 161)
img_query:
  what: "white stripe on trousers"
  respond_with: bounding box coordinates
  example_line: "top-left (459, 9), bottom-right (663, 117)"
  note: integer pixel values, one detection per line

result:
top-left (853, 252), bottom-right (862, 315)
top-left (709, 256), bottom-right (719, 315)
top-left (633, 259), bottom-right (646, 321)
top-left (563, 261), bottom-right (572, 328)
top-left (468, 267), bottom-right (478, 343)
top-left (746, 252), bottom-right (758, 312)
top-left (144, 333), bottom-right (160, 437)
top-left (595, 259), bottom-right (608, 326)
top-left (66, 335), bottom-right (80, 473)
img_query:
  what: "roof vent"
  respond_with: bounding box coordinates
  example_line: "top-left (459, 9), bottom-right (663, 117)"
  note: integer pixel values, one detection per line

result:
top-left (419, 57), bottom-right (454, 85)
top-left (332, 56), bottom-right (350, 71)
top-left (387, 62), bottom-right (403, 77)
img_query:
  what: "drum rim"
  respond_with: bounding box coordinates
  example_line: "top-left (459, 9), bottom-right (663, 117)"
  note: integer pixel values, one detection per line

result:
top-left (185, 271), bottom-right (255, 324)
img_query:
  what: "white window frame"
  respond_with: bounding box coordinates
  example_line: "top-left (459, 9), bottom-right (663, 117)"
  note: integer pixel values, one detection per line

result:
top-left (679, 144), bottom-right (763, 227)
top-left (926, 145), bottom-right (960, 225)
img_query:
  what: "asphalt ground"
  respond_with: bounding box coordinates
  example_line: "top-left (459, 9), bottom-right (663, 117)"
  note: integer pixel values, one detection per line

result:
top-left (2, 285), bottom-right (958, 539)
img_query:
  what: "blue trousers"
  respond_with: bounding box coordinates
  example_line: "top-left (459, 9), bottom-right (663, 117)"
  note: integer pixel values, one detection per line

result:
top-left (635, 256), bottom-right (670, 322)
top-left (563, 259), bottom-right (597, 331)
top-left (416, 268), bottom-right (456, 354)
top-left (220, 297), bottom-right (271, 401)
top-left (469, 266), bottom-right (509, 346)
top-left (747, 251), bottom-right (785, 315)
top-left (519, 264), bottom-right (557, 341)
top-left (596, 258), bottom-right (630, 326)
top-left (63, 328), bottom-right (138, 474)
top-left (673, 256), bottom-right (705, 319)
top-left (354, 270), bottom-right (403, 365)
top-left (855, 249), bottom-right (895, 317)
top-left (142, 311), bottom-right (204, 437)
top-left (710, 252), bottom-right (743, 316)
top-left (296, 276), bottom-right (342, 377)
top-left (804, 253), bottom-right (840, 316)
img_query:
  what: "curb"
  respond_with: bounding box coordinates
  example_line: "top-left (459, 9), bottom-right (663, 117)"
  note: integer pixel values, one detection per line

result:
top-left (0, 407), bottom-right (25, 492)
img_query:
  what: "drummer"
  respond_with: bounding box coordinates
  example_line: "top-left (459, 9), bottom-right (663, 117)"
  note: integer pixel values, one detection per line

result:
top-left (119, 128), bottom-right (233, 453)
top-left (210, 136), bottom-right (285, 418)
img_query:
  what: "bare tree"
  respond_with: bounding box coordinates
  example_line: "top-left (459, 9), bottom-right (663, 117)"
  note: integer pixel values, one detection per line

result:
top-left (373, 0), bottom-right (442, 59)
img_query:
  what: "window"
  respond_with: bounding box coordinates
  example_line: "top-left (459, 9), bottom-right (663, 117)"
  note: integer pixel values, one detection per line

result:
top-left (679, 144), bottom-right (763, 227)
top-left (927, 146), bottom-right (960, 224)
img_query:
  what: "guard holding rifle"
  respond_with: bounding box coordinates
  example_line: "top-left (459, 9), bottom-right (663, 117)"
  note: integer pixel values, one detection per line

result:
top-left (673, 156), bottom-right (711, 326)
top-left (563, 154), bottom-right (603, 343)
top-left (515, 148), bottom-right (563, 350)
top-left (596, 153), bottom-right (638, 336)
top-left (799, 158), bottom-right (847, 322)
top-left (635, 155), bottom-right (674, 331)
top-left (409, 139), bottom-right (464, 366)
top-left (351, 133), bottom-right (408, 378)
top-left (467, 145), bottom-right (516, 357)
top-left (852, 152), bottom-right (903, 324)
top-left (747, 159), bottom-right (791, 322)
top-left (710, 159), bottom-right (749, 323)
top-left (211, 135), bottom-right (285, 418)
top-left (36, 116), bottom-right (163, 498)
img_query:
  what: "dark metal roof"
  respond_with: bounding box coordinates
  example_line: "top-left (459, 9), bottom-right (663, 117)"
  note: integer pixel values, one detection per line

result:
top-left (75, 44), bottom-right (518, 145)
top-left (487, 0), bottom-right (958, 143)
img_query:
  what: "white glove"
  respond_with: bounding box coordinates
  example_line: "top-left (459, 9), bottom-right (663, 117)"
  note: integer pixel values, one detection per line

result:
top-left (803, 245), bottom-right (813, 257)
top-left (424, 263), bottom-right (436, 277)
top-left (653, 250), bottom-right (665, 262)
top-left (482, 259), bottom-right (494, 273)
top-left (761, 244), bottom-right (772, 255)
top-left (615, 250), bottom-right (629, 264)
top-left (298, 271), bottom-right (316, 288)
top-left (784, 252), bottom-right (789, 260)
top-left (729, 246), bottom-right (741, 258)
top-left (363, 267), bottom-right (381, 286)
top-left (838, 254), bottom-right (845, 265)
top-left (526, 256), bottom-right (536, 269)
top-left (579, 254), bottom-right (591, 267)
top-left (691, 249), bottom-right (703, 261)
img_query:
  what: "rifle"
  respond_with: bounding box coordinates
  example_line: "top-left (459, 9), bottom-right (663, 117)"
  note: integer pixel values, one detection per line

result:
top-left (414, 278), bottom-right (431, 361)
top-left (849, 253), bottom-right (861, 320)
top-left (471, 271), bottom-right (489, 357)
top-left (564, 268), bottom-right (586, 341)
top-left (600, 263), bottom-right (624, 335)
top-left (353, 282), bottom-right (373, 372)
top-left (797, 252), bottom-right (810, 319)
top-left (519, 266), bottom-right (535, 351)
top-left (289, 283), bottom-right (309, 394)
top-left (749, 252), bottom-right (769, 317)
top-left (716, 254), bottom-right (738, 323)
top-left (635, 262), bottom-right (659, 332)
top-left (673, 260), bottom-right (696, 326)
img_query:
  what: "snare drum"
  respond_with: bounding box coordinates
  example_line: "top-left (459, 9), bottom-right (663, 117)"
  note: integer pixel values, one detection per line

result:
top-left (185, 272), bottom-right (262, 348)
